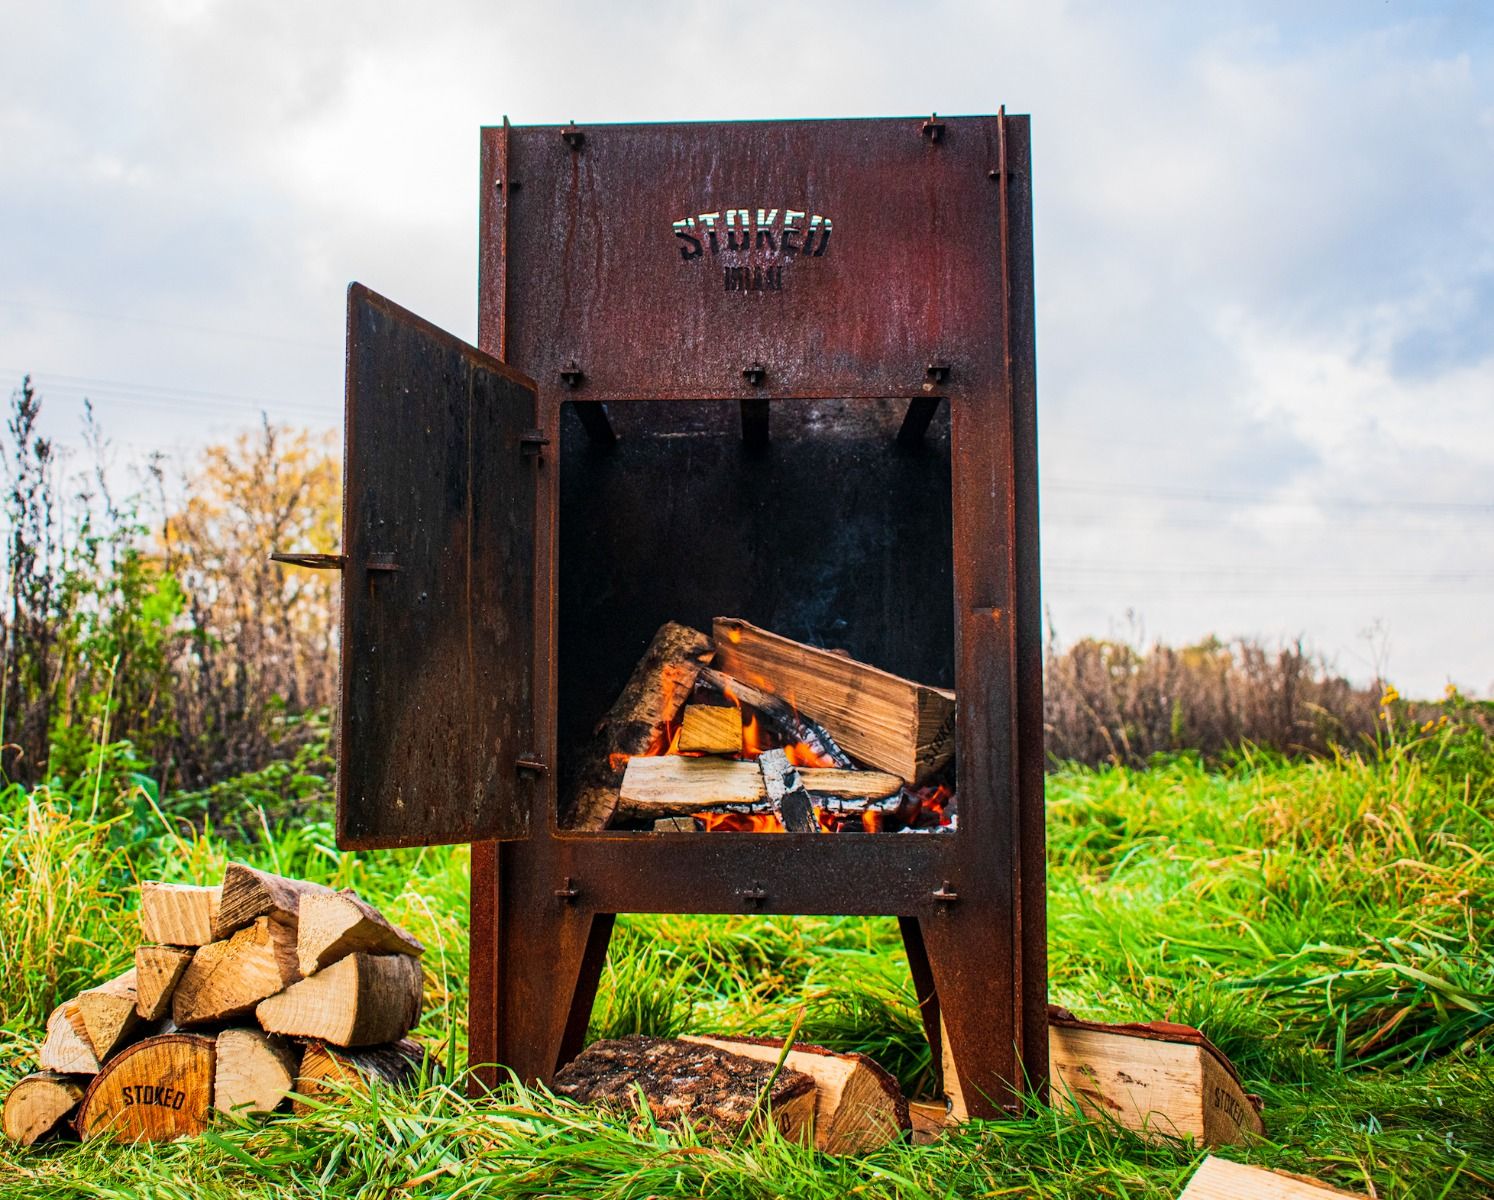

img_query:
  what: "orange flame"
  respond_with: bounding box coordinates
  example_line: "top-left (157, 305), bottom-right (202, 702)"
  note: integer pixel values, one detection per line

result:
top-left (741, 713), bottom-right (765, 757)
top-left (696, 811), bottom-right (785, 833)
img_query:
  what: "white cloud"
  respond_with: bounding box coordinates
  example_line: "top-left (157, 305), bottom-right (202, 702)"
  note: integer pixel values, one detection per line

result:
top-left (0, 0), bottom-right (1489, 694)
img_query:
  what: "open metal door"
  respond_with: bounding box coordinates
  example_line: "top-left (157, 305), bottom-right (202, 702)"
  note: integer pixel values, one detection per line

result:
top-left (335, 283), bottom-right (540, 849)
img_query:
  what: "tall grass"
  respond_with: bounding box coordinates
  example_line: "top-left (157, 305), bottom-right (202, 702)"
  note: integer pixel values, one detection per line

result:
top-left (3, 718), bottom-right (1493, 1197)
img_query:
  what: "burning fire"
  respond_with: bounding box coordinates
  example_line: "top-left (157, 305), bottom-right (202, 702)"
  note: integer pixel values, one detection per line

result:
top-left (621, 681), bottom-right (954, 833)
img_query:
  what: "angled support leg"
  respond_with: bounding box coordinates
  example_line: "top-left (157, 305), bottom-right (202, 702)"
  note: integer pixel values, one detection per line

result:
top-left (909, 908), bottom-right (1033, 1119)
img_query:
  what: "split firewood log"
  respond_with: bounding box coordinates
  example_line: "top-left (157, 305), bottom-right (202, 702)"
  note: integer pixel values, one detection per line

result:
top-left (553, 1036), bottom-right (817, 1142)
top-left (568, 622), bottom-right (713, 829)
top-left (617, 755), bottom-right (901, 821)
top-left (712, 617), bottom-right (955, 783)
top-left (1179, 1154), bottom-right (1368, 1199)
top-left (2, 1073), bottom-right (88, 1146)
top-left (906, 1098), bottom-right (948, 1145)
top-left (682, 1035), bottom-right (909, 1153)
top-left (135, 946), bottom-right (193, 1020)
top-left (676, 703), bottom-right (744, 755)
top-left (939, 1006), bottom-right (1265, 1147)
top-left (76, 1034), bottom-right (215, 1142)
top-left (173, 917), bottom-right (301, 1027)
top-left (698, 668), bottom-right (853, 768)
top-left (214, 1028), bottom-right (302, 1116)
top-left (214, 862), bottom-right (335, 939)
top-left (77, 969), bottom-right (144, 1061)
top-left (256, 952), bottom-right (422, 1047)
top-left (757, 750), bottom-right (818, 833)
top-left (291, 1038), bottom-right (433, 1114)
top-left (1045, 1007), bottom-right (1264, 1146)
top-left (139, 882), bottom-right (221, 947)
top-left (38, 1000), bottom-right (101, 1075)
top-left (296, 890), bottom-right (424, 975)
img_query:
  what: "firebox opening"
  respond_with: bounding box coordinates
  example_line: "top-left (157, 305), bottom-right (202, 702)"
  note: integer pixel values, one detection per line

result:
top-left (556, 398), bottom-right (956, 835)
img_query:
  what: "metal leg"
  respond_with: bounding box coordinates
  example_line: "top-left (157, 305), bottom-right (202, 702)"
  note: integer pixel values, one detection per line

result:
top-left (912, 912), bottom-right (1029, 1117)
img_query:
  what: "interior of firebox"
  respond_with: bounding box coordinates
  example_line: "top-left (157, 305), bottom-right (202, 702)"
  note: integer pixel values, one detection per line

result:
top-left (556, 397), bottom-right (957, 835)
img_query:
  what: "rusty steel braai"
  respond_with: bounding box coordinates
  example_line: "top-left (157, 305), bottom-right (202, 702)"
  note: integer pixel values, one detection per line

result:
top-left (317, 114), bottom-right (1044, 1119)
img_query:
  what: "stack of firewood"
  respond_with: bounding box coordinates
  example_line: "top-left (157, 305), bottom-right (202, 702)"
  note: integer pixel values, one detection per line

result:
top-left (570, 618), bottom-right (958, 832)
top-left (3, 864), bottom-right (430, 1146)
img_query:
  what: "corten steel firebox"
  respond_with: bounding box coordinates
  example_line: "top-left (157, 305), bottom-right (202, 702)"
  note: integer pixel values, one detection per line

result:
top-left (320, 113), bottom-right (1044, 1117)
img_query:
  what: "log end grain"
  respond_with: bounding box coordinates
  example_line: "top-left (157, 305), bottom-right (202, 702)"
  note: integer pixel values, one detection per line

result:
top-left (135, 946), bottom-right (194, 1021)
top-left (291, 1039), bottom-right (432, 1114)
top-left (77, 1034), bottom-right (215, 1142)
top-left (173, 916), bottom-right (301, 1027)
top-left (214, 1028), bottom-right (302, 1116)
top-left (139, 882), bottom-right (221, 947)
top-left (3, 1073), bottom-right (87, 1146)
top-left (256, 952), bottom-right (422, 1048)
top-left (38, 1001), bottom-right (102, 1076)
top-left (296, 890), bottom-right (424, 976)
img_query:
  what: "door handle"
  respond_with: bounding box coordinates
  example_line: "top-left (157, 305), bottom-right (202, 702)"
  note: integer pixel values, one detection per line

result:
top-left (269, 552), bottom-right (401, 573)
top-left (270, 552), bottom-right (345, 570)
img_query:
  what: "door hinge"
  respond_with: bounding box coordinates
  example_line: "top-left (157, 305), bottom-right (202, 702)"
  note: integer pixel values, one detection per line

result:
top-left (519, 430), bottom-right (551, 457)
top-left (516, 754), bottom-right (548, 777)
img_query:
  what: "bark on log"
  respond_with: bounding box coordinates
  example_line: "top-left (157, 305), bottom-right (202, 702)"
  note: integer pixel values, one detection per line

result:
top-left (77, 969), bottom-right (144, 1061)
top-left (296, 890), bottom-right (424, 975)
top-left (76, 1034), bottom-right (215, 1142)
top-left (135, 946), bottom-right (193, 1021)
top-left (214, 1028), bottom-right (302, 1116)
top-left (38, 1000), bottom-right (101, 1075)
top-left (139, 882), bottom-right (221, 947)
top-left (617, 755), bottom-right (902, 820)
top-left (173, 917), bottom-right (301, 1027)
top-left (2, 1073), bottom-right (87, 1146)
top-left (682, 1035), bottom-right (909, 1153)
top-left (214, 862), bottom-right (335, 939)
top-left (553, 1036), bottom-right (817, 1141)
top-left (256, 952), bottom-right (422, 1048)
top-left (568, 622), bottom-right (712, 829)
top-left (712, 617), bottom-right (955, 783)
top-left (292, 1038), bottom-right (432, 1114)
top-left (676, 703), bottom-right (744, 754)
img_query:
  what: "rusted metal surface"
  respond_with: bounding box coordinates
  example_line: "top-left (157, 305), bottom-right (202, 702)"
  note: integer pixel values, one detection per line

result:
top-left (337, 284), bottom-right (540, 849)
top-left (460, 115), bottom-right (1044, 1113)
top-left (479, 116), bottom-right (1003, 402)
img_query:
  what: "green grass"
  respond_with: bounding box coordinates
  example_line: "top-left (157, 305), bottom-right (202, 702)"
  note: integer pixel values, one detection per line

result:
top-left (3, 730), bottom-right (1493, 1198)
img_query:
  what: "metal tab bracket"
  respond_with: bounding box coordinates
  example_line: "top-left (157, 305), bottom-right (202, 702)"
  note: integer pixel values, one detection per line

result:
top-left (270, 552), bottom-right (345, 571)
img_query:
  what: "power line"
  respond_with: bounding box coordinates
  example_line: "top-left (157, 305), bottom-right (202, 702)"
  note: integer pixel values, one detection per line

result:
top-left (2, 368), bottom-right (338, 423)
top-left (0, 299), bottom-right (337, 353)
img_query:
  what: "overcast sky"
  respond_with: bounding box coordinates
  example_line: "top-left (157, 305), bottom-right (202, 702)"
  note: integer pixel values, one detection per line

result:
top-left (2, 1), bottom-right (1491, 697)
